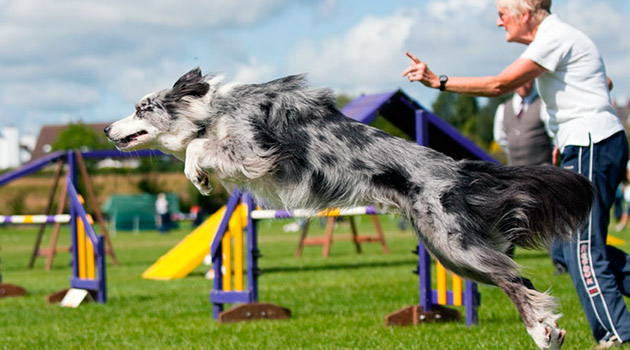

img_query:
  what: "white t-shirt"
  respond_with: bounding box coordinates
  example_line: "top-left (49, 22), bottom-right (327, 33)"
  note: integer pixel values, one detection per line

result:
top-left (156, 197), bottom-right (169, 215)
top-left (520, 14), bottom-right (623, 151)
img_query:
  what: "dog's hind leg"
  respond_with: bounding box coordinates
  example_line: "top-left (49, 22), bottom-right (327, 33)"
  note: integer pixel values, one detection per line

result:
top-left (493, 276), bottom-right (566, 349)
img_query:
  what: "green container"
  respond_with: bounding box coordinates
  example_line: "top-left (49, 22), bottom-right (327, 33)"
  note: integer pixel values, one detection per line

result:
top-left (102, 193), bottom-right (180, 231)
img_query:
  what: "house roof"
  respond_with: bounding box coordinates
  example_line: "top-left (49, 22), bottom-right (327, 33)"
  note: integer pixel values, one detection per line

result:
top-left (30, 122), bottom-right (111, 161)
top-left (341, 90), bottom-right (496, 163)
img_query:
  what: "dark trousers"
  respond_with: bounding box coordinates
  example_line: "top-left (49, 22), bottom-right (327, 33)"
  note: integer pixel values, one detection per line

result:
top-left (560, 131), bottom-right (630, 342)
top-left (159, 213), bottom-right (171, 233)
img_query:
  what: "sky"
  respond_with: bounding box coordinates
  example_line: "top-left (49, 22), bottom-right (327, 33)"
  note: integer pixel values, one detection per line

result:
top-left (1, 0), bottom-right (629, 136)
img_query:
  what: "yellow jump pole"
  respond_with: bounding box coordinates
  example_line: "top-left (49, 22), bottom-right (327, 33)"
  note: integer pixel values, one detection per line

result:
top-left (452, 274), bottom-right (463, 306)
top-left (436, 261), bottom-right (447, 305)
top-left (222, 229), bottom-right (232, 292)
top-left (77, 216), bottom-right (87, 279)
top-left (86, 215), bottom-right (95, 279)
top-left (233, 206), bottom-right (244, 291)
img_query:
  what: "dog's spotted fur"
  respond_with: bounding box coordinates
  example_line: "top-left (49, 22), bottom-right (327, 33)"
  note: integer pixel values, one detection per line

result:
top-left (106, 68), bottom-right (595, 349)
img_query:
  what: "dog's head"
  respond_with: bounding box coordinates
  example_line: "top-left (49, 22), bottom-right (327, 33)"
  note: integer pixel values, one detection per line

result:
top-left (104, 67), bottom-right (215, 155)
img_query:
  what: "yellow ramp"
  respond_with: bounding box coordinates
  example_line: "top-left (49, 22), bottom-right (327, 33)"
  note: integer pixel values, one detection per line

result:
top-left (142, 205), bottom-right (244, 280)
top-left (608, 234), bottom-right (626, 247)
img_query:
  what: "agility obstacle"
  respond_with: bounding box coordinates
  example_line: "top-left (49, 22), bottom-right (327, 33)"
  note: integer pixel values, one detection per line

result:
top-left (209, 190), bottom-right (289, 323)
top-left (0, 150), bottom-right (156, 303)
top-left (207, 189), bottom-right (479, 325)
top-left (50, 179), bottom-right (107, 304)
top-left (0, 215), bottom-right (71, 225)
top-left (384, 246), bottom-right (480, 326)
top-left (0, 150), bottom-right (122, 270)
top-left (0, 149), bottom-right (165, 271)
top-left (0, 178), bottom-right (107, 304)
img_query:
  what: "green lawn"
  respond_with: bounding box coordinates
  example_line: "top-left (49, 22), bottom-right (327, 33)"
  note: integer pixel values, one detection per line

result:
top-left (1, 216), bottom-right (629, 349)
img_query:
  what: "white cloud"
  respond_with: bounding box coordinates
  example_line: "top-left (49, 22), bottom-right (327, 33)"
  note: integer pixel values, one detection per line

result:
top-left (287, 11), bottom-right (417, 93)
top-left (1, 0), bottom-right (291, 28)
top-left (1, 81), bottom-right (100, 109)
top-left (0, 0), bottom-right (313, 128)
top-left (232, 59), bottom-right (279, 85)
top-left (426, 0), bottom-right (494, 20)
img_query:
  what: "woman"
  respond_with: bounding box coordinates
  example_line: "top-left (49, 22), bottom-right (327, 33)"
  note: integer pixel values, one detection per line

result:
top-left (403, 0), bottom-right (629, 348)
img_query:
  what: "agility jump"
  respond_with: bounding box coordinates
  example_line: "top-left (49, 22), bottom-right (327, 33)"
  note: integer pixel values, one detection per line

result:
top-left (0, 178), bottom-right (107, 303)
top-left (208, 189), bottom-right (480, 325)
top-left (0, 149), bottom-right (162, 303)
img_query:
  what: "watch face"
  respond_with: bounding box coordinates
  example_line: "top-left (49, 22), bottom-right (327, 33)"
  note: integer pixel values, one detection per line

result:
top-left (439, 75), bottom-right (447, 91)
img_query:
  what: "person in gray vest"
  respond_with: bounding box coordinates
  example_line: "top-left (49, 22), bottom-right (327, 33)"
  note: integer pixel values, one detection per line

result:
top-left (493, 79), bottom-right (553, 166)
top-left (493, 80), bottom-right (567, 273)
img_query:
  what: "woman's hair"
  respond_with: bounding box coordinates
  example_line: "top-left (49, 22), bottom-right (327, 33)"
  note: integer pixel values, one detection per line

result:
top-left (495, 0), bottom-right (551, 21)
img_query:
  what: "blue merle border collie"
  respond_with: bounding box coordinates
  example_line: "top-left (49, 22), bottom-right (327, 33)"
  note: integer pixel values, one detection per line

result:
top-left (105, 67), bottom-right (594, 349)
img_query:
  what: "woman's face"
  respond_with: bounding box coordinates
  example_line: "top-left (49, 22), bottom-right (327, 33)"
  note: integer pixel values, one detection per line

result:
top-left (496, 7), bottom-right (526, 43)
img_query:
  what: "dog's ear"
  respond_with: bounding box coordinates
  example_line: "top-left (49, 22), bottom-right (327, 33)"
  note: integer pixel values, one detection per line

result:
top-left (170, 67), bottom-right (209, 100)
top-left (173, 67), bottom-right (203, 88)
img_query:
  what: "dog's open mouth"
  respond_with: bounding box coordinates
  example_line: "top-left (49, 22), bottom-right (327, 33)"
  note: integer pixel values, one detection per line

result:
top-left (117, 130), bottom-right (149, 148)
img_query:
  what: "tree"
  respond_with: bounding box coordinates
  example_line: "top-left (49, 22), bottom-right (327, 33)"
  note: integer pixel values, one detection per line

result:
top-left (335, 94), bottom-right (354, 110)
top-left (477, 95), bottom-right (511, 147)
top-left (431, 92), bottom-right (456, 126)
top-left (432, 92), bottom-right (479, 136)
top-left (51, 122), bottom-right (112, 152)
top-left (453, 94), bottom-right (479, 136)
top-left (337, 93), bottom-right (412, 140)
top-left (431, 92), bottom-right (514, 150)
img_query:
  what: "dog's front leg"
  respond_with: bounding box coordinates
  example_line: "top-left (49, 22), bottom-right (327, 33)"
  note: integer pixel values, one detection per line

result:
top-left (185, 139), bottom-right (213, 196)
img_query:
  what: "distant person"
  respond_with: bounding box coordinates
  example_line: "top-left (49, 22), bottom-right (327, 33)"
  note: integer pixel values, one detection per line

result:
top-left (155, 193), bottom-right (171, 233)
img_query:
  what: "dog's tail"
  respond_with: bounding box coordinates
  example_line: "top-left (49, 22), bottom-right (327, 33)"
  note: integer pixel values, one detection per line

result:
top-left (457, 160), bottom-right (596, 249)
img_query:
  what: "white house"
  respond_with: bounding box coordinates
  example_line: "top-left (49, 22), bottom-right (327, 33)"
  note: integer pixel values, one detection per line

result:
top-left (0, 126), bottom-right (35, 169)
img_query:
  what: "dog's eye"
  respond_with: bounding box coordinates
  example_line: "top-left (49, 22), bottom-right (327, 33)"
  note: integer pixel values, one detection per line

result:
top-left (136, 104), bottom-right (154, 116)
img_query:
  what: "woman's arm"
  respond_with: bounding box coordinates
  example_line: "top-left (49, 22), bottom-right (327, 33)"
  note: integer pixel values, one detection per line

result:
top-left (402, 52), bottom-right (547, 97)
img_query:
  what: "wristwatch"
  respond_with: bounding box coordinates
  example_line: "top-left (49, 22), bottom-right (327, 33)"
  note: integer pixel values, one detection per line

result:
top-left (439, 75), bottom-right (448, 91)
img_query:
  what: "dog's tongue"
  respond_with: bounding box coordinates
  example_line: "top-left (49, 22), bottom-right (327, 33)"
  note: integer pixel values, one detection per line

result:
top-left (122, 130), bottom-right (148, 143)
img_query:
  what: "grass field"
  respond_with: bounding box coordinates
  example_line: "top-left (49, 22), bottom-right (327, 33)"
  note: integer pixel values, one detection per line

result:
top-left (1, 215), bottom-right (629, 349)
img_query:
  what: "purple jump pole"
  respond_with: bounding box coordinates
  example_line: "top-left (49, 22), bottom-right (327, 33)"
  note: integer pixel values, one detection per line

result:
top-left (465, 280), bottom-right (479, 325)
top-left (244, 192), bottom-right (260, 303)
top-left (210, 189), bottom-right (242, 319)
top-left (416, 244), bottom-right (432, 312)
top-left (67, 177), bottom-right (107, 303)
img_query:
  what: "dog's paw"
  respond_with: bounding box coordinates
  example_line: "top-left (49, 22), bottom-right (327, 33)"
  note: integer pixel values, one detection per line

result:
top-left (185, 163), bottom-right (212, 196)
top-left (195, 170), bottom-right (212, 196)
top-left (527, 320), bottom-right (565, 349)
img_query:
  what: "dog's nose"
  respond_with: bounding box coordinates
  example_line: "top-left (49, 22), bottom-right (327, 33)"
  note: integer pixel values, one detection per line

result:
top-left (103, 125), bottom-right (111, 136)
